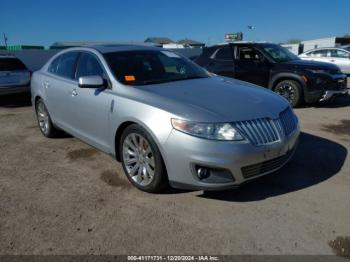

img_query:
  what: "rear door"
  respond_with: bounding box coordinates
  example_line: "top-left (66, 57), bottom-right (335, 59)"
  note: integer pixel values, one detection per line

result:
top-left (234, 45), bottom-right (270, 87)
top-left (44, 52), bottom-right (79, 129)
top-left (0, 57), bottom-right (30, 87)
top-left (205, 45), bottom-right (235, 78)
top-left (68, 52), bottom-right (112, 152)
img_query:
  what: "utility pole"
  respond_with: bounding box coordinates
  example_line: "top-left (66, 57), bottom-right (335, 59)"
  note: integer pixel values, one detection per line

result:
top-left (3, 33), bottom-right (8, 47)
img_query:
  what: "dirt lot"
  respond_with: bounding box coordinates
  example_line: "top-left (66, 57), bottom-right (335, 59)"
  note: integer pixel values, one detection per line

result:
top-left (0, 90), bottom-right (350, 256)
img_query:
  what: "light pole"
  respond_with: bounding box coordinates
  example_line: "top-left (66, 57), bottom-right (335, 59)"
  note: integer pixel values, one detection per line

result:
top-left (3, 33), bottom-right (8, 47)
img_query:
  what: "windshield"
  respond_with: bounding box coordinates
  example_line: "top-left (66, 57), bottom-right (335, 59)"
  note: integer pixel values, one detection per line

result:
top-left (104, 50), bottom-right (210, 86)
top-left (261, 44), bottom-right (299, 62)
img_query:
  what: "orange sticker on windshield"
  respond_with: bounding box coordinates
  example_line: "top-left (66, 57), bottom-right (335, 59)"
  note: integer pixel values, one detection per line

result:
top-left (124, 75), bottom-right (136, 81)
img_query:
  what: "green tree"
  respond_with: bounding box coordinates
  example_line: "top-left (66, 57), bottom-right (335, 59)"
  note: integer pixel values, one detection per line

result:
top-left (286, 38), bottom-right (302, 44)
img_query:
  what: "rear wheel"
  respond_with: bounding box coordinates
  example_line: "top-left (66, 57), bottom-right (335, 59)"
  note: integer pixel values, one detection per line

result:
top-left (120, 124), bottom-right (168, 193)
top-left (35, 99), bottom-right (60, 138)
top-left (274, 80), bottom-right (303, 107)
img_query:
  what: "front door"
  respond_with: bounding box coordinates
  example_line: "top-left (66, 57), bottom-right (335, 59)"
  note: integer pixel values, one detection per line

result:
top-left (234, 46), bottom-right (270, 87)
top-left (329, 49), bottom-right (350, 74)
top-left (67, 52), bottom-right (112, 152)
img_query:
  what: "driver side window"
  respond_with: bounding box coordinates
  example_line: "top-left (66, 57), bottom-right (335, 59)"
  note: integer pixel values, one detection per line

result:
top-left (330, 49), bottom-right (350, 58)
top-left (238, 47), bottom-right (262, 61)
top-left (76, 53), bottom-right (105, 79)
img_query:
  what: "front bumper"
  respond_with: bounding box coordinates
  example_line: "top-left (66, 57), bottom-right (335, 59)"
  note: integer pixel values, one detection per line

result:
top-left (304, 73), bottom-right (348, 103)
top-left (319, 88), bottom-right (349, 102)
top-left (163, 126), bottom-right (300, 191)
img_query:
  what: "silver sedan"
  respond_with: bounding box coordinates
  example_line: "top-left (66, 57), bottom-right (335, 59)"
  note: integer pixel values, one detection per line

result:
top-left (31, 45), bottom-right (300, 192)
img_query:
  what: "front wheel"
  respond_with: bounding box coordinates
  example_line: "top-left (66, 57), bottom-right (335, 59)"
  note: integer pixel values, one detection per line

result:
top-left (120, 124), bottom-right (168, 193)
top-left (274, 80), bottom-right (303, 107)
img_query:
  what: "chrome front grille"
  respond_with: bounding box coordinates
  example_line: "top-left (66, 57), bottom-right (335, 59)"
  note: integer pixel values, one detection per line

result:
top-left (232, 107), bottom-right (297, 146)
top-left (279, 107), bottom-right (297, 137)
top-left (233, 118), bottom-right (281, 146)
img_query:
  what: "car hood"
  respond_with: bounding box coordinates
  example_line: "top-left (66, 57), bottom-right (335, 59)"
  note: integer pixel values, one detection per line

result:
top-left (133, 76), bottom-right (289, 122)
top-left (281, 59), bottom-right (340, 70)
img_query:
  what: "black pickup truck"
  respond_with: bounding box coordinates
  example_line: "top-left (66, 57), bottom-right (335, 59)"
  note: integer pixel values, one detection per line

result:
top-left (195, 43), bottom-right (348, 107)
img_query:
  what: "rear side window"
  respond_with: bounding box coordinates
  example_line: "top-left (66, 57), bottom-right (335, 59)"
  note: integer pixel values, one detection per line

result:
top-left (308, 50), bottom-right (328, 57)
top-left (0, 58), bottom-right (27, 71)
top-left (49, 52), bottom-right (79, 79)
top-left (76, 53), bottom-right (104, 79)
top-left (214, 46), bottom-right (233, 60)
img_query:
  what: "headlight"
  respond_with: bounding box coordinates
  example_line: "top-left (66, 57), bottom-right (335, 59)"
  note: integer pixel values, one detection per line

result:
top-left (171, 119), bottom-right (244, 141)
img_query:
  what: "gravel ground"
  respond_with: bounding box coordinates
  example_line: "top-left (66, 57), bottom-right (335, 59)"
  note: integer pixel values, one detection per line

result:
top-left (0, 90), bottom-right (349, 256)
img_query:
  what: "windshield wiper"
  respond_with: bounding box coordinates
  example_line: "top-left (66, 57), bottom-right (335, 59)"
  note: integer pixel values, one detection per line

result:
top-left (140, 76), bottom-right (208, 85)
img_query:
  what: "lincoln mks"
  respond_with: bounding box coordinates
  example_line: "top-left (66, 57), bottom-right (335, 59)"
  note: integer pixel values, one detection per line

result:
top-left (31, 45), bottom-right (300, 192)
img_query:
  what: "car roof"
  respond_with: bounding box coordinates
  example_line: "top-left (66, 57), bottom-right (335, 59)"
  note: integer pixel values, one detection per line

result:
top-left (88, 44), bottom-right (163, 54)
top-left (304, 47), bottom-right (349, 52)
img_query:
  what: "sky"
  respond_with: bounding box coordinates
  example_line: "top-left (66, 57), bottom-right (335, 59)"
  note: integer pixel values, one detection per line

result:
top-left (1, 0), bottom-right (349, 47)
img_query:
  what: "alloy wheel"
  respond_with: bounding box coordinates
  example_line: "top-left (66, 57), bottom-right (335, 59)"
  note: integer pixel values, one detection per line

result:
top-left (276, 84), bottom-right (295, 104)
top-left (122, 133), bottom-right (156, 186)
top-left (36, 102), bottom-right (49, 135)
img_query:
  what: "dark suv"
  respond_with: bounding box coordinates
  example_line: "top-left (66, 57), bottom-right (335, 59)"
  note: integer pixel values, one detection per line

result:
top-left (195, 43), bottom-right (348, 107)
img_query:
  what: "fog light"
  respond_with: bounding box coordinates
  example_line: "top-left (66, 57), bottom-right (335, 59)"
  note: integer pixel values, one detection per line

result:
top-left (197, 167), bottom-right (210, 179)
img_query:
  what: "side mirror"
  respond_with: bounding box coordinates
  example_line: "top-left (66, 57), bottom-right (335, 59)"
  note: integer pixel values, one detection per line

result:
top-left (78, 76), bottom-right (104, 88)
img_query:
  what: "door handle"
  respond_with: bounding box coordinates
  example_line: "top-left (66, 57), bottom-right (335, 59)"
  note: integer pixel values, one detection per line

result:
top-left (330, 60), bottom-right (335, 62)
top-left (71, 89), bottom-right (78, 97)
top-left (43, 81), bottom-right (50, 89)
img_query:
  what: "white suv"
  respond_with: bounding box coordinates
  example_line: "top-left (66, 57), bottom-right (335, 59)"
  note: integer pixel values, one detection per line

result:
top-left (299, 47), bottom-right (350, 75)
top-left (0, 55), bottom-right (31, 95)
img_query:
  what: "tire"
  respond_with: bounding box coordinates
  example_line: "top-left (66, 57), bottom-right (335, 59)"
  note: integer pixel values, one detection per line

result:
top-left (35, 99), bottom-right (61, 138)
top-left (119, 124), bottom-right (168, 193)
top-left (274, 80), bottom-right (303, 107)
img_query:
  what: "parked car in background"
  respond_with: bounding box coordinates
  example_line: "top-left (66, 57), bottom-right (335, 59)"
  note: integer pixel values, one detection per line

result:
top-left (299, 47), bottom-right (350, 75)
top-left (0, 55), bottom-right (31, 95)
top-left (31, 45), bottom-right (299, 192)
top-left (195, 43), bottom-right (348, 107)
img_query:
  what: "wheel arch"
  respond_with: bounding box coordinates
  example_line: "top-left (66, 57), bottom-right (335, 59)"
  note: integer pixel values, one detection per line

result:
top-left (269, 73), bottom-right (306, 91)
top-left (34, 96), bottom-right (42, 107)
top-left (114, 121), bottom-right (136, 162)
top-left (113, 119), bottom-right (168, 164)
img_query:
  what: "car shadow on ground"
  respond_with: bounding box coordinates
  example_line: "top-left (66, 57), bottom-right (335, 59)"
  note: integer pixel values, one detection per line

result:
top-left (197, 132), bottom-right (347, 202)
top-left (0, 93), bottom-right (32, 108)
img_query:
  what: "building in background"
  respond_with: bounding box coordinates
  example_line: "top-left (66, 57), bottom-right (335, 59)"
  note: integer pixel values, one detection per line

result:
top-left (178, 39), bottom-right (205, 48)
top-left (301, 36), bottom-right (350, 52)
top-left (0, 45), bottom-right (44, 51)
top-left (281, 43), bottom-right (303, 55)
top-left (144, 37), bottom-right (205, 49)
top-left (282, 36), bottom-right (350, 55)
top-left (49, 41), bottom-right (158, 49)
top-left (144, 37), bottom-right (174, 47)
